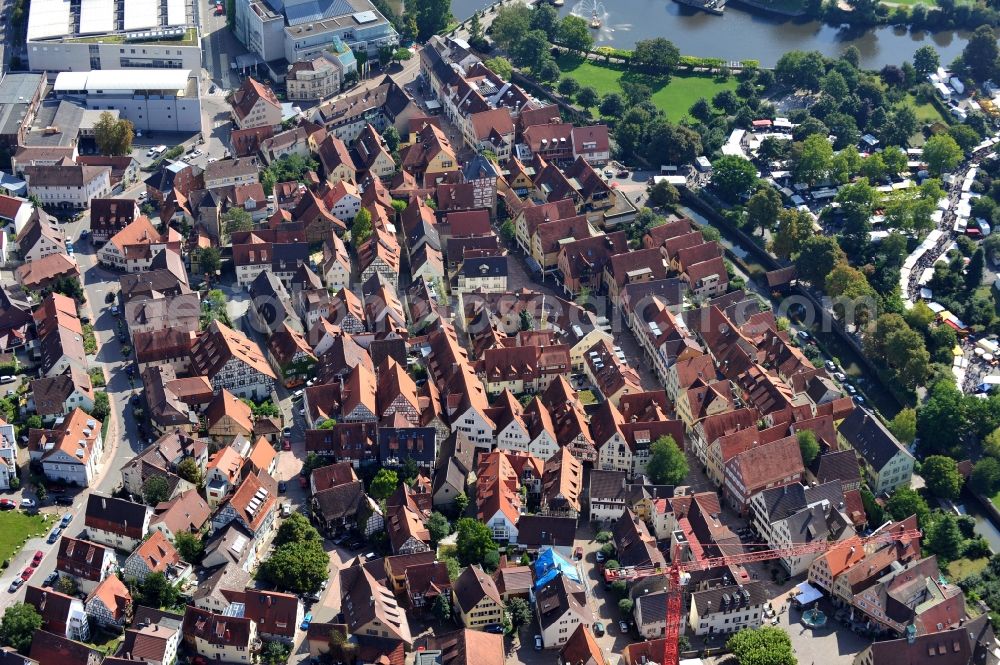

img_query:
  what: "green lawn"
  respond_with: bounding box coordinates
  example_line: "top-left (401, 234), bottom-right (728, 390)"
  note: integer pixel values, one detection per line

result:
top-left (0, 512), bottom-right (52, 565)
top-left (557, 55), bottom-right (738, 123)
top-left (904, 93), bottom-right (948, 125)
top-left (578, 390), bottom-right (598, 405)
top-left (946, 556), bottom-right (989, 581)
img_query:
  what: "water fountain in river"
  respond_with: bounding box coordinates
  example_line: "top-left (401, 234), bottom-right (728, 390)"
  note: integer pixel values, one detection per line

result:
top-left (569, 0), bottom-right (629, 39)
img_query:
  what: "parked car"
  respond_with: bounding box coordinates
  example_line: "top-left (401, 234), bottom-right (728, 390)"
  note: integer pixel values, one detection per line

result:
top-left (485, 624), bottom-right (504, 634)
top-left (300, 613), bottom-right (313, 630)
top-left (0, 376), bottom-right (13, 384)
top-left (60, 513), bottom-right (72, 527)
top-left (47, 527), bottom-right (61, 544)
top-left (618, 620), bottom-right (629, 633)
top-left (55, 496), bottom-right (73, 507)
top-left (282, 427), bottom-right (292, 437)
top-left (283, 440), bottom-right (291, 451)
top-left (20, 498), bottom-right (35, 509)
top-left (20, 566), bottom-right (33, 581)
top-left (278, 481), bottom-right (287, 493)
top-left (824, 360), bottom-right (836, 372)
top-left (595, 551), bottom-right (605, 563)
top-left (853, 395), bottom-right (866, 406)
top-left (617, 170), bottom-right (629, 178)
top-left (796, 330), bottom-right (811, 342)
top-left (593, 622), bottom-right (605, 637)
top-left (42, 571), bottom-right (58, 588)
top-left (0, 499), bottom-right (15, 510)
top-left (280, 503), bottom-right (292, 517)
top-left (534, 635), bottom-right (543, 651)
top-left (8, 578), bottom-right (22, 593)
top-left (845, 384), bottom-right (857, 396)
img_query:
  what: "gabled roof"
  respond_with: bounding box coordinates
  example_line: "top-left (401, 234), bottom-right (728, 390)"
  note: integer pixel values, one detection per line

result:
top-left (151, 488), bottom-right (211, 536)
top-left (86, 573), bottom-right (131, 620)
top-left (453, 565), bottom-right (503, 613)
top-left (128, 530), bottom-right (182, 573)
top-left (228, 77), bottom-right (280, 122)
top-left (205, 389), bottom-right (254, 435)
top-left (191, 320), bottom-right (277, 382)
top-left (183, 604), bottom-right (254, 647)
top-left (838, 409), bottom-right (912, 473)
top-left (29, 630), bottom-right (100, 665)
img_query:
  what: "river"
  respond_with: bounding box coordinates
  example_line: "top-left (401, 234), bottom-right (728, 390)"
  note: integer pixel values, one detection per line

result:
top-left (455, 0), bottom-right (976, 69)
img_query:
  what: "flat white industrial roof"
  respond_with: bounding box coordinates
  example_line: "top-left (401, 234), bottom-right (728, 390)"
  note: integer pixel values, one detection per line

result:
top-left (26, 0), bottom-right (71, 41)
top-left (124, 0), bottom-right (159, 31)
top-left (79, 0), bottom-right (115, 34)
top-left (54, 69), bottom-right (192, 92)
top-left (166, 0), bottom-right (186, 26)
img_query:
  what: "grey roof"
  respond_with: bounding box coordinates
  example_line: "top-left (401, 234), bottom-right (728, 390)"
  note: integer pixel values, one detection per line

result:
top-left (635, 591), bottom-right (667, 627)
top-left (838, 409), bottom-right (911, 472)
top-left (755, 481), bottom-right (844, 524)
top-left (690, 581), bottom-right (768, 616)
top-left (459, 255), bottom-right (507, 279)
top-left (536, 574), bottom-right (592, 631)
top-left (588, 469), bottom-right (627, 501)
top-left (22, 100), bottom-right (84, 148)
top-left (0, 72), bottom-right (43, 137)
top-left (432, 455), bottom-right (468, 496)
top-left (815, 450), bottom-right (862, 487)
top-left (783, 503), bottom-right (844, 545)
top-left (620, 278), bottom-right (685, 309)
top-left (463, 155), bottom-right (499, 181)
top-left (377, 426), bottom-right (436, 465)
top-left (515, 515), bottom-right (577, 548)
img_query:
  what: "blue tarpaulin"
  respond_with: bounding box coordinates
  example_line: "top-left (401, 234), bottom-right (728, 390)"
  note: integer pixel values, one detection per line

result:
top-left (533, 547), bottom-right (580, 589)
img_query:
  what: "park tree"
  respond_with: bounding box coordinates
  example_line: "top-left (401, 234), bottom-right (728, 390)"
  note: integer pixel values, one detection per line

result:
top-left (712, 89), bottom-right (740, 114)
top-left (646, 436), bottom-right (688, 485)
top-left (93, 112), bottom-right (135, 156)
top-left (797, 430), bottom-right (820, 466)
top-left (433, 594), bottom-right (452, 622)
top-left (143, 476), bottom-right (171, 506)
top-left (794, 134), bottom-right (834, 185)
top-left (0, 603), bottom-right (42, 653)
top-left (455, 518), bottom-right (499, 569)
top-left (369, 468), bottom-right (398, 501)
top-left (174, 531), bottom-right (205, 563)
top-left (197, 247), bottom-right (222, 278)
top-left (176, 457), bottom-right (203, 487)
top-left (648, 180), bottom-right (680, 209)
top-left (922, 455), bottom-right (963, 500)
top-left (971, 458), bottom-right (1000, 496)
top-left (963, 24), bottom-right (999, 82)
top-left (711, 155), bottom-right (757, 203)
top-left (923, 134), bottom-right (963, 176)
top-left (927, 513), bottom-right (964, 561)
top-left (600, 93), bottom-right (625, 118)
top-left (689, 98), bottom-right (712, 123)
top-left (536, 58), bottom-right (561, 83)
top-left (222, 206), bottom-right (253, 242)
top-left (484, 57), bottom-right (514, 81)
top-left (795, 235), bottom-right (845, 286)
top-left (558, 15), bottom-right (593, 54)
top-left (530, 3), bottom-right (560, 39)
top-left (885, 487), bottom-right (931, 528)
top-left (558, 77), bottom-right (581, 98)
top-left (745, 187), bottom-right (782, 236)
top-left (726, 626), bottom-right (795, 665)
top-left (917, 380), bottom-right (969, 457)
top-left (632, 38), bottom-right (681, 74)
top-left (770, 208), bottom-right (813, 259)
top-left (576, 86), bottom-right (599, 111)
top-left (258, 540), bottom-right (329, 593)
top-left (506, 597), bottom-right (533, 629)
top-left (490, 4), bottom-right (532, 51)
top-left (825, 263), bottom-right (872, 298)
top-left (275, 513), bottom-right (321, 546)
top-left (427, 512), bottom-right (451, 546)
top-left (889, 408), bottom-right (917, 444)
top-left (415, 0), bottom-right (450, 40)
top-left (913, 45), bottom-right (940, 76)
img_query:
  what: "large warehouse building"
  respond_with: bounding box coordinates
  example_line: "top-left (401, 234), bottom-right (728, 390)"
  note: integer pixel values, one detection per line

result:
top-left (53, 69), bottom-right (202, 133)
top-left (26, 0), bottom-right (202, 73)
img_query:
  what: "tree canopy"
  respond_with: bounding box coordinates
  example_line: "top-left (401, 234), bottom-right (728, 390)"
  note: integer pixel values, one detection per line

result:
top-left (93, 112), bottom-right (135, 156)
top-left (646, 436), bottom-right (688, 485)
top-left (726, 626), bottom-right (796, 665)
top-left (0, 603), bottom-right (42, 653)
top-left (455, 517), bottom-right (500, 570)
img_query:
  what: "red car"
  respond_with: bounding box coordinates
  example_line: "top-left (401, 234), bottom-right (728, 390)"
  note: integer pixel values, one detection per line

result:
top-left (20, 567), bottom-right (33, 581)
top-left (31, 551), bottom-right (43, 567)
top-left (214, 5), bottom-right (224, 14)
top-left (282, 439), bottom-right (291, 451)
top-left (0, 499), bottom-right (15, 510)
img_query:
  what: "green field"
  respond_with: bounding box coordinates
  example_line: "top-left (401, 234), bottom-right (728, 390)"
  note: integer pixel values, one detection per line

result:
top-left (905, 93), bottom-right (949, 125)
top-left (557, 55), bottom-right (738, 123)
top-left (0, 512), bottom-right (51, 565)
top-left (946, 556), bottom-right (989, 581)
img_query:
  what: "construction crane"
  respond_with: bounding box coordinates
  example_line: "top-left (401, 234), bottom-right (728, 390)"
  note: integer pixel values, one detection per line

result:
top-left (608, 527), bottom-right (922, 665)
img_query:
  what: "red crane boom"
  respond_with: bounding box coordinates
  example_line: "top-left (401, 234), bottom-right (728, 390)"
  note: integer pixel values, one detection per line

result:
top-left (622, 527), bottom-right (922, 665)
